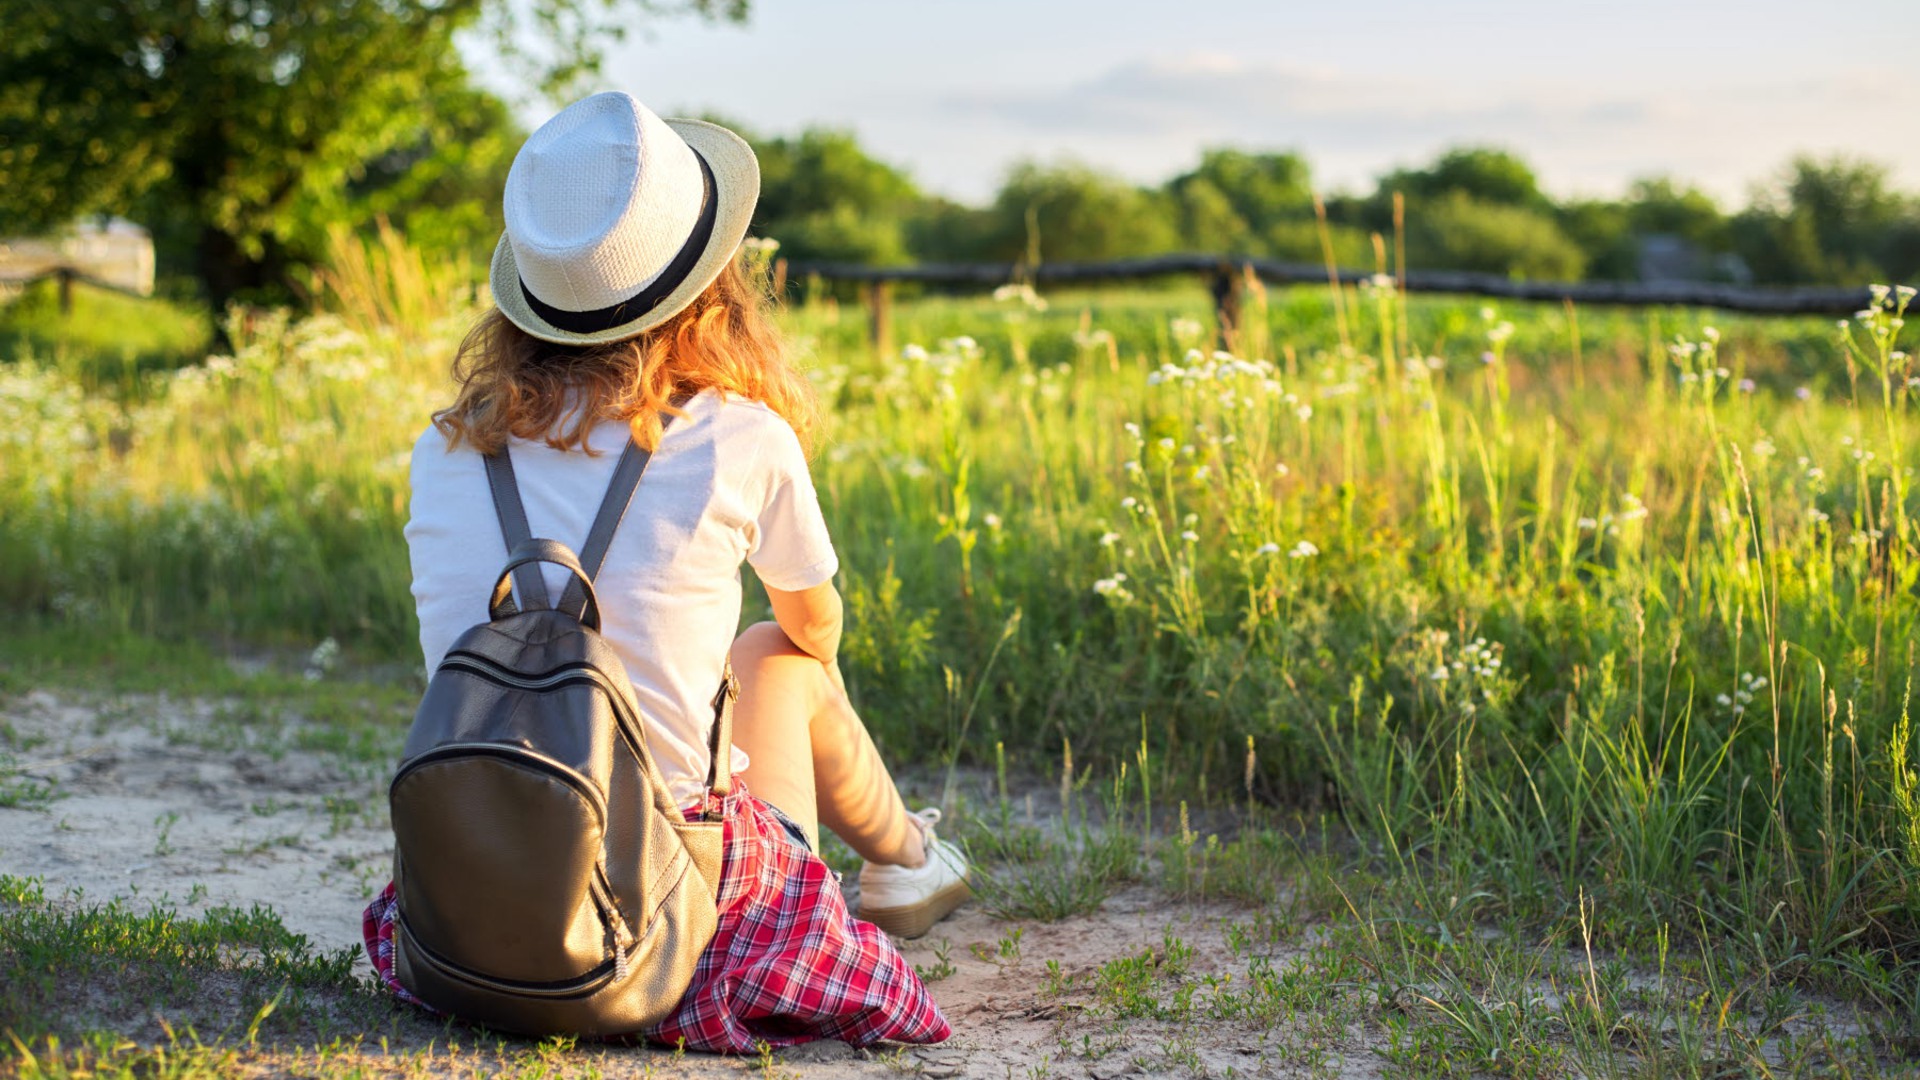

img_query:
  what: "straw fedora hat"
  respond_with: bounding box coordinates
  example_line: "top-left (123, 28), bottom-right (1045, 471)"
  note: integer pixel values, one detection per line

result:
top-left (490, 91), bottom-right (760, 345)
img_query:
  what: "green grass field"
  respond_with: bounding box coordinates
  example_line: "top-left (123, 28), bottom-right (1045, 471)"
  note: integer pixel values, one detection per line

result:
top-left (3, 273), bottom-right (1919, 1074)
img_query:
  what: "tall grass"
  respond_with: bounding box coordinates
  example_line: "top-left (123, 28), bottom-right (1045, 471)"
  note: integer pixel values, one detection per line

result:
top-left (3, 245), bottom-right (1919, 1018)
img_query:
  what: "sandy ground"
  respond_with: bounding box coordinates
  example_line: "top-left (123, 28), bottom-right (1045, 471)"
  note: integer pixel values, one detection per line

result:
top-left (0, 688), bottom-right (1375, 1078)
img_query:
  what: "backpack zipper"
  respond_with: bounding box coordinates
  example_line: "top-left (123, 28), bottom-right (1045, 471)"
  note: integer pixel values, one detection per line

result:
top-left (434, 654), bottom-right (661, 793)
top-left (398, 912), bottom-right (636, 998)
top-left (590, 868), bottom-right (634, 981)
top-left (438, 655), bottom-right (610, 694)
top-left (391, 742), bottom-right (608, 830)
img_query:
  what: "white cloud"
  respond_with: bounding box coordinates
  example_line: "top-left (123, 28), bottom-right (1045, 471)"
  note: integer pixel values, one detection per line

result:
top-left (939, 53), bottom-right (1920, 202)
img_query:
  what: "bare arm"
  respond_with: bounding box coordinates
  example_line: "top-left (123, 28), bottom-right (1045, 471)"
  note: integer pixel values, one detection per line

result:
top-left (765, 579), bottom-right (843, 666)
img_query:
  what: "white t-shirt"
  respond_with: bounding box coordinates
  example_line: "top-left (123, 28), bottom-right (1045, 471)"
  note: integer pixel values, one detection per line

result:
top-left (405, 389), bottom-right (839, 807)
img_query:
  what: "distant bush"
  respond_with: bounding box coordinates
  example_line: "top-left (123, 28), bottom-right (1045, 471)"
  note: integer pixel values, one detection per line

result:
top-left (978, 162), bottom-right (1183, 264)
top-left (1404, 192), bottom-right (1588, 280)
top-left (1731, 156), bottom-right (1920, 286)
top-left (752, 128), bottom-right (924, 266)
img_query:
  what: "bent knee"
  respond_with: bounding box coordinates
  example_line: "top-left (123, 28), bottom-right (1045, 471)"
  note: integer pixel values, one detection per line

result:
top-left (730, 621), bottom-right (842, 712)
top-left (732, 620), bottom-right (810, 663)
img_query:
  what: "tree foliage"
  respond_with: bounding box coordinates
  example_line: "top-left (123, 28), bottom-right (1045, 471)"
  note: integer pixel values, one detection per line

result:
top-left (0, 0), bottom-right (745, 308)
top-left (8, 4), bottom-right (1916, 314)
top-left (1167, 149), bottom-right (1315, 253)
top-left (1381, 146), bottom-right (1549, 211)
top-left (1407, 192), bottom-right (1587, 281)
top-left (751, 127), bottom-right (922, 265)
top-left (1731, 156), bottom-right (1920, 286)
top-left (980, 162), bottom-right (1180, 264)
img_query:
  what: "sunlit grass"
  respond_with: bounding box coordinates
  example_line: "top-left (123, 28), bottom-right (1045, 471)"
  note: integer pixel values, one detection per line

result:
top-left (3, 264), bottom-right (1920, 1063)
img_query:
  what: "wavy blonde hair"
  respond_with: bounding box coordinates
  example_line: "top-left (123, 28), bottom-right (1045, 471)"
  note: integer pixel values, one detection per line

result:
top-left (434, 260), bottom-right (817, 455)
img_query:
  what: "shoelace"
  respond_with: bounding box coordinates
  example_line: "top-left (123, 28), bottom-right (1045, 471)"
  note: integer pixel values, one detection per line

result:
top-left (908, 807), bottom-right (966, 873)
top-left (908, 807), bottom-right (943, 847)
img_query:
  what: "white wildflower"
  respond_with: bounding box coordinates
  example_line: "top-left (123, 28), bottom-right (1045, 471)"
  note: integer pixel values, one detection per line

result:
top-left (304, 637), bottom-right (341, 681)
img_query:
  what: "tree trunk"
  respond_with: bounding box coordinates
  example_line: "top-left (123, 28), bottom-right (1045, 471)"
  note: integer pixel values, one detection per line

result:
top-left (195, 225), bottom-right (290, 340)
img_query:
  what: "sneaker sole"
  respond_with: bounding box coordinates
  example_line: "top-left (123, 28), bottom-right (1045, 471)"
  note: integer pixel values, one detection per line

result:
top-left (857, 879), bottom-right (972, 939)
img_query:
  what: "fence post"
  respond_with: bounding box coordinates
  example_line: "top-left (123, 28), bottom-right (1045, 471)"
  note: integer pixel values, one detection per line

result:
top-left (56, 267), bottom-right (74, 315)
top-left (865, 280), bottom-right (893, 356)
top-left (1210, 263), bottom-right (1244, 352)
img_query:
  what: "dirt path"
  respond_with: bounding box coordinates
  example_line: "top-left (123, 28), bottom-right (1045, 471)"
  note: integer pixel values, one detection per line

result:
top-left (0, 689), bottom-right (1377, 1078)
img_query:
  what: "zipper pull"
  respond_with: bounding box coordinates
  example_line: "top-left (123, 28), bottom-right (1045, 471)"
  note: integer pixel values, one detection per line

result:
top-left (592, 873), bottom-right (635, 982)
top-left (607, 901), bottom-right (634, 982)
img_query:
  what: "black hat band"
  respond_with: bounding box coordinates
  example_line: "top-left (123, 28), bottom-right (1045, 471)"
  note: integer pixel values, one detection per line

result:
top-left (518, 149), bottom-right (718, 336)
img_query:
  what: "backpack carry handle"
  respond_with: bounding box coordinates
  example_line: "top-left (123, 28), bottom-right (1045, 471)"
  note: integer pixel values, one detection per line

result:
top-left (488, 538), bottom-right (604, 631)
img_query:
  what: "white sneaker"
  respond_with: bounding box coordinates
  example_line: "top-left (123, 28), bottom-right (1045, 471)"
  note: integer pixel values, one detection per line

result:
top-left (855, 808), bottom-right (971, 939)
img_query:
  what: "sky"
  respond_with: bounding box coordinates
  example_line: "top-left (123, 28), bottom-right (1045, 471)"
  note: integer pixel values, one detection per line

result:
top-left (477, 0), bottom-right (1920, 206)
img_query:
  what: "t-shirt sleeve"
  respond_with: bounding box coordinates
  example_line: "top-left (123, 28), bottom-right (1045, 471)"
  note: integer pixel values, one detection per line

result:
top-left (746, 418), bottom-right (840, 591)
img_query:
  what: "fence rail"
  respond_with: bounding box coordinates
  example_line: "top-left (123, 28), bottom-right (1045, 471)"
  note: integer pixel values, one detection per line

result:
top-left (780, 253), bottom-right (1875, 353)
top-left (0, 266), bottom-right (151, 312)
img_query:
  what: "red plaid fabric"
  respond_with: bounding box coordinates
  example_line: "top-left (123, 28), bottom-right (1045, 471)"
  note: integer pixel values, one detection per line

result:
top-left (361, 783), bottom-right (950, 1052)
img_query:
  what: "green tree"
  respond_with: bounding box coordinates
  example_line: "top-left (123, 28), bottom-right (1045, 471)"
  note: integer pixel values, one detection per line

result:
top-left (905, 196), bottom-right (998, 264)
top-left (980, 161), bottom-right (1179, 264)
top-left (0, 0), bottom-right (746, 310)
top-left (1406, 191), bottom-right (1587, 281)
top-left (752, 127), bottom-right (923, 265)
top-left (1383, 146), bottom-right (1548, 210)
top-left (1624, 177), bottom-right (1727, 249)
top-left (1166, 148), bottom-right (1314, 252)
top-left (1555, 197), bottom-right (1635, 280)
top-left (1732, 156), bottom-right (1920, 285)
top-left (314, 82), bottom-right (523, 267)
top-left (1168, 176), bottom-right (1248, 254)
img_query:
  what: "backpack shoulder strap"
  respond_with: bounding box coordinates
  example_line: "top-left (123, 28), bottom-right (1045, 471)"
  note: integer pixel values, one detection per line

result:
top-left (482, 401), bottom-right (687, 619)
top-left (556, 406), bottom-right (681, 618)
top-left (480, 401), bottom-right (734, 798)
top-left (483, 447), bottom-right (545, 617)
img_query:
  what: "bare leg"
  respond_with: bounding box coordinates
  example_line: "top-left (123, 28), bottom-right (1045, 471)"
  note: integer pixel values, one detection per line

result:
top-left (728, 622), bottom-right (927, 868)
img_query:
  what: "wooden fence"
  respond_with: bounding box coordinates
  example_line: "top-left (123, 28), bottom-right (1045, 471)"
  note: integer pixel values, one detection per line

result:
top-left (778, 253), bottom-right (1878, 353)
top-left (0, 267), bottom-right (149, 313)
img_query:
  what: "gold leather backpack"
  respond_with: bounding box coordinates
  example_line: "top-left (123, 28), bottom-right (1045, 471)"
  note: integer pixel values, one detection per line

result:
top-left (388, 426), bottom-right (732, 1036)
